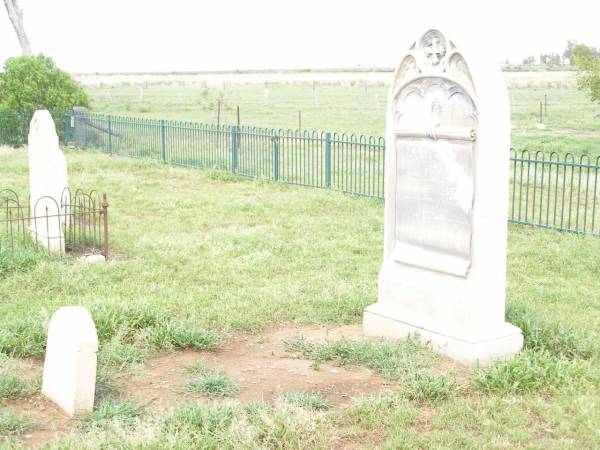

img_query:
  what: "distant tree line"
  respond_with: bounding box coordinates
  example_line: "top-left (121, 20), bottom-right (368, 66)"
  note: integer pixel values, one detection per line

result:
top-left (521, 39), bottom-right (599, 67)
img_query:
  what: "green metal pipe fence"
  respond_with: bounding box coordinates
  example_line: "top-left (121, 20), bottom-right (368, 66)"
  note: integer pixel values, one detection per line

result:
top-left (1, 110), bottom-right (598, 237)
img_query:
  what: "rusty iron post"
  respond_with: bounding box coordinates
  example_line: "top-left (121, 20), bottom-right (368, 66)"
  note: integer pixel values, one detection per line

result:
top-left (101, 193), bottom-right (109, 259)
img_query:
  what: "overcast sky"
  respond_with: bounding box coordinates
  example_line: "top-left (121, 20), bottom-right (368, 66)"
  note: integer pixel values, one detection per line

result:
top-left (1, 0), bottom-right (598, 73)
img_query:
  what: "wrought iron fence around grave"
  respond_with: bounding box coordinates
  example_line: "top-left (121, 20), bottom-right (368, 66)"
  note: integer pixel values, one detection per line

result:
top-left (0, 188), bottom-right (109, 258)
top-left (0, 110), bottom-right (599, 237)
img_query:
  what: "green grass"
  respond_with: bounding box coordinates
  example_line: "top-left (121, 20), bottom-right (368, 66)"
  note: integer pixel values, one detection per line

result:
top-left (471, 350), bottom-right (590, 395)
top-left (81, 397), bottom-right (140, 430)
top-left (283, 392), bottom-right (331, 410)
top-left (0, 234), bottom-right (49, 279)
top-left (84, 81), bottom-right (600, 157)
top-left (285, 337), bottom-right (437, 378)
top-left (0, 411), bottom-right (35, 436)
top-left (0, 377), bottom-right (25, 401)
top-left (187, 364), bottom-right (239, 398)
top-left (1, 149), bottom-right (599, 447)
top-left (400, 372), bottom-right (456, 404)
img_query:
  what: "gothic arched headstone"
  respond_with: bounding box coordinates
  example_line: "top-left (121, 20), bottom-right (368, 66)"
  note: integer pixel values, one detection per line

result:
top-left (363, 29), bottom-right (523, 366)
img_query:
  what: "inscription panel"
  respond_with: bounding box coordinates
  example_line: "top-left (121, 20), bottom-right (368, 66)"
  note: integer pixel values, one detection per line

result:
top-left (392, 78), bottom-right (477, 277)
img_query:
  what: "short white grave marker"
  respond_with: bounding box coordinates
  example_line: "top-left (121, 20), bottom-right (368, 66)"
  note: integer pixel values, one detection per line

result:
top-left (42, 306), bottom-right (98, 416)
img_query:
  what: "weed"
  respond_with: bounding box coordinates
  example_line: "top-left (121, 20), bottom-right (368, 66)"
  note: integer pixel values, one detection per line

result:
top-left (472, 350), bottom-right (589, 394)
top-left (0, 355), bottom-right (27, 400)
top-left (283, 392), bottom-right (330, 410)
top-left (507, 305), bottom-right (597, 359)
top-left (161, 404), bottom-right (236, 441)
top-left (187, 364), bottom-right (239, 397)
top-left (0, 411), bottom-right (35, 436)
top-left (97, 340), bottom-right (144, 370)
top-left (285, 337), bottom-right (436, 378)
top-left (400, 372), bottom-right (456, 404)
top-left (0, 234), bottom-right (48, 278)
top-left (81, 397), bottom-right (140, 430)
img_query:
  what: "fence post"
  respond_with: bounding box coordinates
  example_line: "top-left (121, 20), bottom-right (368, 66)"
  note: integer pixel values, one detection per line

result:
top-left (231, 126), bottom-right (238, 174)
top-left (160, 120), bottom-right (167, 163)
top-left (62, 113), bottom-right (69, 146)
top-left (107, 115), bottom-right (113, 156)
top-left (272, 135), bottom-right (280, 181)
top-left (101, 193), bottom-right (109, 259)
top-left (325, 132), bottom-right (332, 188)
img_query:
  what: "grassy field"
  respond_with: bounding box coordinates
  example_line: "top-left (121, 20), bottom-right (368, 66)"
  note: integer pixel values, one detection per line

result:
top-left (84, 79), bottom-right (600, 157)
top-left (1, 149), bottom-right (599, 448)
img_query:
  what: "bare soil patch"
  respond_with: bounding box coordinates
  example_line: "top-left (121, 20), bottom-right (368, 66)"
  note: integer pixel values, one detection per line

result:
top-left (118, 324), bottom-right (392, 411)
top-left (2, 323), bottom-right (465, 448)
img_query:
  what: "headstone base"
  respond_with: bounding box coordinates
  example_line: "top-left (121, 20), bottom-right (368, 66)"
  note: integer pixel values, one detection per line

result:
top-left (363, 303), bottom-right (523, 367)
top-left (30, 227), bottom-right (65, 254)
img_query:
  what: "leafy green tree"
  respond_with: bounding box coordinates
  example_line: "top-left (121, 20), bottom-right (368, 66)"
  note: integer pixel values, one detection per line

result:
top-left (572, 44), bottom-right (600, 103)
top-left (0, 54), bottom-right (89, 112)
top-left (563, 39), bottom-right (578, 63)
top-left (0, 55), bottom-right (89, 146)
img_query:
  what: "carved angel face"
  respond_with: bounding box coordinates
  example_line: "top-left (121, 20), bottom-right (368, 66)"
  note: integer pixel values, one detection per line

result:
top-left (425, 36), bottom-right (446, 66)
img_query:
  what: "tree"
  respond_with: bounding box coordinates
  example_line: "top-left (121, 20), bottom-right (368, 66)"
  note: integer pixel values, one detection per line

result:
top-left (572, 44), bottom-right (600, 103)
top-left (522, 55), bottom-right (536, 65)
top-left (3, 0), bottom-right (31, 56)
top-left (563, 39), bottom-right (578, 64)
top-left (540, 52), bottom-right (561, 66)
top-left (0, 54), bottom-right (89, 112)
top-left (0, 55), bottom-right (89, 146)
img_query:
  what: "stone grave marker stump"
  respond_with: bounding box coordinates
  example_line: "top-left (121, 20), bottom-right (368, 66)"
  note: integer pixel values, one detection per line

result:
top-left (42, 306), bottom-right (98, 416)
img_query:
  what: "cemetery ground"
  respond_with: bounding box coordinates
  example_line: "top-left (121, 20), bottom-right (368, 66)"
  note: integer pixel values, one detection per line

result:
top-left (1, 147), bottom-right (599, 448)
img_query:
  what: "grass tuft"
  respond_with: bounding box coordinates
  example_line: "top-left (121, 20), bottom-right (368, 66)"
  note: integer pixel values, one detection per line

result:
top-left (187, 364), bottom-right (240, 397)
top-left (0, 355), bottom-right (28, 400)
top-left (82, 397), bottom-right (140, 430)
top-left (0, 411), bottom-right (35, 436)
top-left (97, 340), bottom-right (145, 370)
top-left (161, 404), bottom-right (236, 440)
top-left (472, 350), bottom-right (589, 395)
top-left (283, 392), bottom-right (331, 410)
top-left (285, 337), bottom-right (436, 378)
top-left (506, 305), bottom-right (597, 360)
top-left (0, 234), bottom-right (48, 278)
top-left (400, 372), bottom-right (456, 404)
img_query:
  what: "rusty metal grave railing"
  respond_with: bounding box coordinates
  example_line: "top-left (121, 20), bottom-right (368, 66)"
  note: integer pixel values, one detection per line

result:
top-left (0, 188), bottom-right (109, 258)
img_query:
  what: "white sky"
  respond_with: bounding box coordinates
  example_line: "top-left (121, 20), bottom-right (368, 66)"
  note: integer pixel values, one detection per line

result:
top-left (1, 0), bottom-right (599, 73)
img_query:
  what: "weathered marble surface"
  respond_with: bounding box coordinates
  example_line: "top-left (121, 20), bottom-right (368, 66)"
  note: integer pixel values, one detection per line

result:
top-left (363, 28), bottom-right (523, 366)
top-left (28, 110), bottom-right (69, 254)
top-left (42, 306), bottom-right (98, 416)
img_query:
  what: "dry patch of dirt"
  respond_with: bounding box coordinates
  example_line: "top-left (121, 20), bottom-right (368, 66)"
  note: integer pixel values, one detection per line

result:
top-left (2, 323), bottom-right (465, 448)
top-left (119, 324), bottom-right (391, 411)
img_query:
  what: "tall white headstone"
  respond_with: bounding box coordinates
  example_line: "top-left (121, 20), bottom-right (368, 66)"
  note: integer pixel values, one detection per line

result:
top-left (363, 29), bottom-right (523, 366)
top-left (28, 110), bottom-right (69, 254)
top-left (42, 306), bottom-right (98, 416)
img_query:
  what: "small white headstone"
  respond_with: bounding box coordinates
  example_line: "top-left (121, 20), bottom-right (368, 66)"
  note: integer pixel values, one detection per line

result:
top-left (28, 110), bottom-right (69, 254)
top-left (42, 306), bottom-right (98, 416)
top-left (363, 28), bottom-right (523, 366)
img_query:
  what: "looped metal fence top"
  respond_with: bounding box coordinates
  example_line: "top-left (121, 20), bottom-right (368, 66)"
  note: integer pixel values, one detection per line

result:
top-left (0, 187), bottom-right (109, 257)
